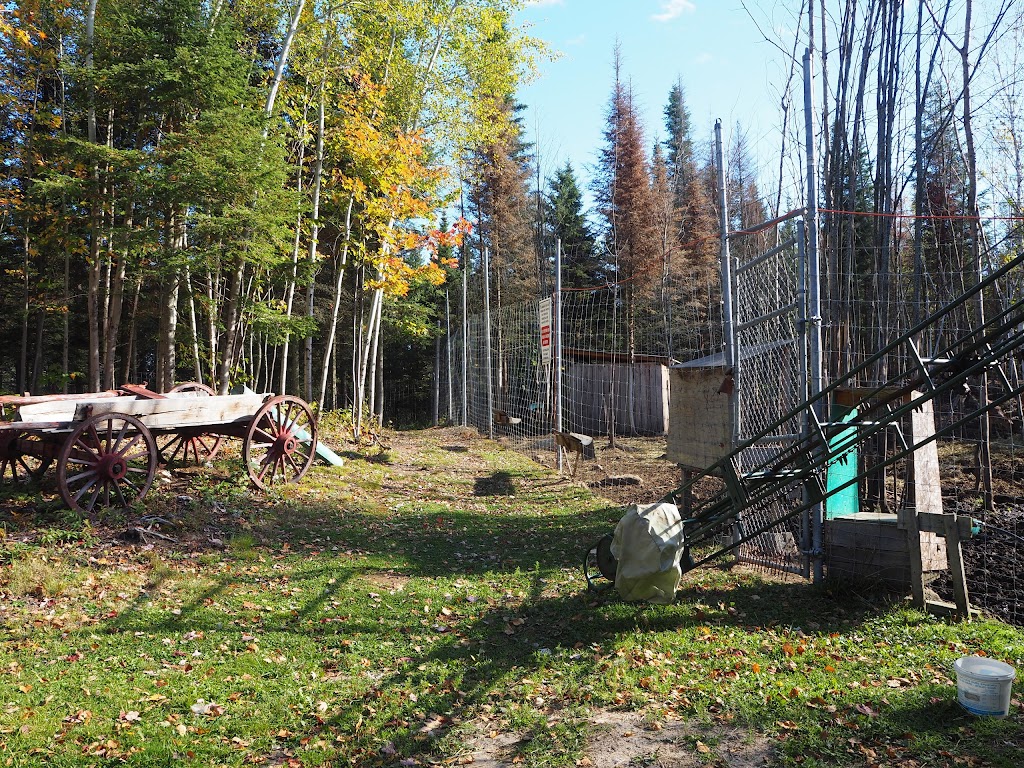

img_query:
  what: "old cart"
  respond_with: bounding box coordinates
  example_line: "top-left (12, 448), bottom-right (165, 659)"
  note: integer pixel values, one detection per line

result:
top-left (0, 385), bottom-right (318, 513)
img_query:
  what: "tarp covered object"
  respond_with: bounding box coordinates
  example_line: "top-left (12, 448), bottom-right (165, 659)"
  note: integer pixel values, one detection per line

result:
top-left (610, 502), bottom-right (686, 603)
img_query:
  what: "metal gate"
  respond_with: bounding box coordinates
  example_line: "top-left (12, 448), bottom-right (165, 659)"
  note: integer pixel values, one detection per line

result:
top-left (730, 222), bottom-right (811, 576)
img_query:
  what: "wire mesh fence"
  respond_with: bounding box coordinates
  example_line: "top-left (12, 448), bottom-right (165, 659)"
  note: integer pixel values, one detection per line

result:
top-left (817, 211), bottom-right (1024, 624)
top-left (421, 208), bottom-right (1024, 625)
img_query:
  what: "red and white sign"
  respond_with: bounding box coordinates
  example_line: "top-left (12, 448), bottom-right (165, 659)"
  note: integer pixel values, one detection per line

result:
top-left (538, 297), bottom-right (553, 365)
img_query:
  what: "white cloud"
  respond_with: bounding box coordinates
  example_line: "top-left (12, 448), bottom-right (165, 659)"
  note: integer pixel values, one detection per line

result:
top-left (652, 0), bottom-right (696, 22)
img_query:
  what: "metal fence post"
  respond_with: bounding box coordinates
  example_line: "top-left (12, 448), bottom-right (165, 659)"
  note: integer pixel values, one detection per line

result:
top-left (554, 238), bottom-right (563, 471)
top-left (461, 260), bottom-right (468, 427)
top-left (483, 247), bottom-right (494, 440)
top-left (804, 47), bottom-right (825, 585)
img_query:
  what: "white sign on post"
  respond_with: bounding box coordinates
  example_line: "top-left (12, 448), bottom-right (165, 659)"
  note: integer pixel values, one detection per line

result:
top-left (538, 297), bottom-right (553, 365)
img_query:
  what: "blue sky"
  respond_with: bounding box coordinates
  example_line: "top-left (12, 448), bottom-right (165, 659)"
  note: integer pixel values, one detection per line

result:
top-left (517, 0), bottom-right (805, 203)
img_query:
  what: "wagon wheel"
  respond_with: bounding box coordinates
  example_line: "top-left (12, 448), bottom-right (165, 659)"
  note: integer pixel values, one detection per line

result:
top-left (57, 412), bottom-right (158, 514)
top-left (0, 432), bottom-right (50, 483)
top-left (243, 395), bottom-right (318, 490)
top-left (156, 382), bottom-right (223, 465)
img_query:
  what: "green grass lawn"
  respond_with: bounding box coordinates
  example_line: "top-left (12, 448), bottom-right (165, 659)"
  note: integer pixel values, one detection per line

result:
top-left (1, 425), bottom-right (1022, 767)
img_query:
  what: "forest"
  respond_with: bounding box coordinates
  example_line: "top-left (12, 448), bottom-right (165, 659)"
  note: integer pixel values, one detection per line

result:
top-left (1, 0), bottom-right (1023, 433)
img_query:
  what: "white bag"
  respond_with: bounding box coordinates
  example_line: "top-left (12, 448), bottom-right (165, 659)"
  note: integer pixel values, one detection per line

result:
top-left (610, 502), bottom-right (686, 604)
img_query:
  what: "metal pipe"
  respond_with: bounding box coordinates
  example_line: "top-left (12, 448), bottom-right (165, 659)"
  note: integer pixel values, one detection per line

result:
top-left (715, 119), bottom-right (740, 459)
top-left (483, 247), bottom-right (493, 439)
top-left (554, 238), bottom-right (563, 472)
top-left (803, 47), bottom-right (825, 584)
top-left (461, 257), bottom-right (468, 427)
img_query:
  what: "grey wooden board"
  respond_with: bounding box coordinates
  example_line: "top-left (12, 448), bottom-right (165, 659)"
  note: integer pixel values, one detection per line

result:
top-left (22, 394), bottom-right (271, 430)
top-left (907, 393), bottom-right (943, 516)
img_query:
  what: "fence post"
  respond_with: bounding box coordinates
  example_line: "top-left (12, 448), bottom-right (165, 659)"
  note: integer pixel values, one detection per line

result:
top-left (715, 120), bottom-right (739, 456)
top-left (554, 238), bottom-right (563, 471)
top-left (484, 247), bottom-right (494, 440)
top-left (432, 318), bottom-right (440, 426)
top-left (803, 47), bottom-right (825, 585)
top-left (445, 288), bottom-right (453, 423)
top-left (461, 258), bottom-right (468, 427)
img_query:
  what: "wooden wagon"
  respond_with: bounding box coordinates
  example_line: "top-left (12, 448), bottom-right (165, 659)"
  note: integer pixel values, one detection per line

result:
top-left (0, 383), bottom-right (318, 514)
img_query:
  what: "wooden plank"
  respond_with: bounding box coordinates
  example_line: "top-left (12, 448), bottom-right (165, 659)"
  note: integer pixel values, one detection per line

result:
top-left (119, 383), bottom-right (166, 399)
top-left (0, 391), bottom-right (121, 407)
top-left (908, 393), bottom-right (943, 516)
top-left (898, 509), bottom-right (973, 538)
top-left (924, 599), bottom-right (981, 619)
top-left (72, 393), bottom-right (268, 429)
top-left (0, 420), bottom-right (71, 432)
top-left (17, 399), bottom-right (103, 423)
top-left (945, 513), bottom-right (972, 621)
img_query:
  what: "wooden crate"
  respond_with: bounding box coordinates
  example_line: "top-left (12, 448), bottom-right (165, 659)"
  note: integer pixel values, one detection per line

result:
top-left (825, 511), bottom-right (947, 589)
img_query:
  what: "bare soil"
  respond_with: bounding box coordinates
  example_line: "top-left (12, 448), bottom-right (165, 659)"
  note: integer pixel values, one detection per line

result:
top-left (467, 709), bottom-right (776, 768)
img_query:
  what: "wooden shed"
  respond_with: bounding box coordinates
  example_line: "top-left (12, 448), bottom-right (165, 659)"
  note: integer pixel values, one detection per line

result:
top-left (562, 349), bottom-right (671, 436)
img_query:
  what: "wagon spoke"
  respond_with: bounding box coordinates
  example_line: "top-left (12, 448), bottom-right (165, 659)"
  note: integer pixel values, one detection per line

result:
top-left (284, 452), bottom-right (300, 475)
top-left (113, 421), bottom-right (130, 452)
top-left (72, 475), bottom-right (99, 503)
top-left (72, 436), bottom-right (99, 459)
top-left (116, 433), bottom-right (143, 458)
top-left (85, 484), bottom-right (102, 513)
top-left (68, 467), bottom-right (99, 485)
top-left (15, 456), bottom-right (32, 475)
top-left (251, 425), bottom-right (276, 444)
top-left (113, 481), bottom-right (129, 509)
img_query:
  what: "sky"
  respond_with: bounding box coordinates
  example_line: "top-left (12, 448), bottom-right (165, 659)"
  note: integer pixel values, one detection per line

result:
top-left (516, 0), bottom-right (808, 204)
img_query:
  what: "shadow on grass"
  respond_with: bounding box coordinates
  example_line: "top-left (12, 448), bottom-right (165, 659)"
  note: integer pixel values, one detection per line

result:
top-left (473, 471), bottom-right (516, 497)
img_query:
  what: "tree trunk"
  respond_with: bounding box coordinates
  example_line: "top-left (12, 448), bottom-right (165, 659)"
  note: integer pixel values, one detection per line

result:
top-left (960, 0), bottom-right (993, 511)
top-left (86, 0), bottom-right (101, 392)
top-left (304, 84), bottom-right (326, 403)
top-left (280, 80), bottom-right (309, 394)
top-left (318, 196), bottom-right (353, 406)
top-left (185, 265), bottom-right (204, 385)
top-left (102, 199), bottom-right (131, 390)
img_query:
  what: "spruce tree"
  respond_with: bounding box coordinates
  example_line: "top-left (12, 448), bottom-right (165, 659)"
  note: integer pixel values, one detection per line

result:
top-left (545, 163), bottom-right (601, 287)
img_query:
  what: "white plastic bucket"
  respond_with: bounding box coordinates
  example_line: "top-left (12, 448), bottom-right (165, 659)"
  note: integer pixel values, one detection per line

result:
top-left (954, 656), bottom-right (1016, 717)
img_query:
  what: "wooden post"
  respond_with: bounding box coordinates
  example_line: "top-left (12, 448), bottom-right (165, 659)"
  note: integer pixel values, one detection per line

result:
top-left (902, 507), bottom-right (926, 609)
top-left (944, 512), bottom-right (972, 621)
top-left (679, 466), bottom-right (693, 521)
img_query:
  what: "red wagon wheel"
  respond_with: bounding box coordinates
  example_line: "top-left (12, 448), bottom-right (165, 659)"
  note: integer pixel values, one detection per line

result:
top-left (0, 432), bottom-right (50, 483)
top-left (156, 382), bottom-right (224, 466)
top-left (57, 412), bottom-right (158, 513)
top-left (243, 395), bottom-right (318, 490)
